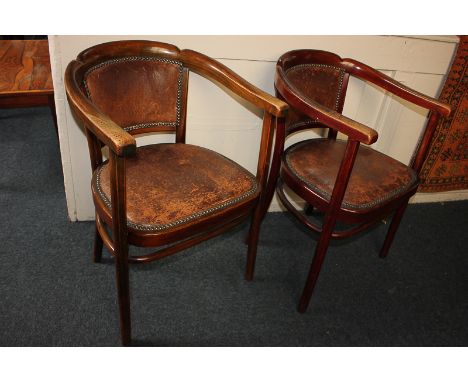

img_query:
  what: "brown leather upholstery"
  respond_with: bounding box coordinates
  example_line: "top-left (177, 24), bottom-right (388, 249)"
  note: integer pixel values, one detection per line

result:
top-left (84, 57), bottom-right (185, 132)
top-left (283, 139), bottom-right (418, 210)
top-left (93, 143), bottom-right (259, 232)
top-left (284, 64), bottom-right (345, 110)
top-left (283, 64), bottom-right (346, 132)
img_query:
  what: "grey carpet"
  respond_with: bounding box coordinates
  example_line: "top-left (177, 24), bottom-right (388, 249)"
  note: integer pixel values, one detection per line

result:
top-left (0, 107), bottom-right (467, 346)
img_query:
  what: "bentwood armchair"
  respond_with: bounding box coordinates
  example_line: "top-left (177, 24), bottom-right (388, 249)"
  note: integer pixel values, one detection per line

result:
top-left (65, 40), bottom-right (287, 345)
top-left (246, 49), bottom-right (451, 313)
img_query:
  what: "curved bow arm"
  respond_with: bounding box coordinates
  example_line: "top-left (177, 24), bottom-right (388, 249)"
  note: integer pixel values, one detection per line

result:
top-left (275, 69), bottom-right (378, 145)
top-left (180, 49), bottom-right (288, 118)
top-left (342, 59), bottom-right (451, 117)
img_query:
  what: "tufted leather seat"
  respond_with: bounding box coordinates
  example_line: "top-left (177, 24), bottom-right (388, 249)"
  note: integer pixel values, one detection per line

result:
top-left (92, 143), bottom-right (259, 234)
top-left (283, 139), bottom-right (418, 211)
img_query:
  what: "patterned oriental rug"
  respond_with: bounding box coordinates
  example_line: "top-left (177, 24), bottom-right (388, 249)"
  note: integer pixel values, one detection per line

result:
top-left (419, 36), bottom-right (468, 192)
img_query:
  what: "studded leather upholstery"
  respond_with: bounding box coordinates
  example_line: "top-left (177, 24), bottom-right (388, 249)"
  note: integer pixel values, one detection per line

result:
top-left (283, 139), bottom-right (418, 210)
top-left (83, 57), bottom-right (185, 133)
top-left (283, 64), bottom-right (346, 132)
top-left (284, 64), bottom-right (345, 110)
top-left (92, 143), bottom-right (259, 232)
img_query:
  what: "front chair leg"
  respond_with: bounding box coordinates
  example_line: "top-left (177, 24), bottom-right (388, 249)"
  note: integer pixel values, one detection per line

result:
top-left (245, 116), bottom-right (285, 246)
top-left (93, 226), bottom-right (103, 263)
top-left (115, 246), bottom-right (131, 346)
top-left (298, 216), bottom-right (336, 313)
top-left (109, 152), bottom-right (131, 346)
top-left (379, 201), bottom-right (409, 259)
top-left (298, 139), bottom-right (360, 313)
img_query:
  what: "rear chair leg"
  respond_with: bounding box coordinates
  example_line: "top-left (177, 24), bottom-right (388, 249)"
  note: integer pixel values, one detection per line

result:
top-left (379, 201), bottom-right (409, 259)
top-left (93, 226), bottom-right (103, 263)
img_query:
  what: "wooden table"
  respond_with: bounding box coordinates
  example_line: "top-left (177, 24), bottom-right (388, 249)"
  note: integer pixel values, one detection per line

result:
top-left (0, 40), bottom-right (57, 130)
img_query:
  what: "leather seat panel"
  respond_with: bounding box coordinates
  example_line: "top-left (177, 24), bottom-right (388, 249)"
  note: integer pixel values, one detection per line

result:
top-left (284, 139), bottom-right (418, 210)
top-left (93, 143), bottom-right (259, 231)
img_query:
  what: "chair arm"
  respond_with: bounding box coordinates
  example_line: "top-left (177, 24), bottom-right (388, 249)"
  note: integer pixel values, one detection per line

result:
top-left (180, 49), bottom-right (288, 118)
top-left (65, 60), bottom-right (136, 157)
top-left (275, 70), bottom-right (378, 145)
top-left (342, 59), bottom-right (451, 117)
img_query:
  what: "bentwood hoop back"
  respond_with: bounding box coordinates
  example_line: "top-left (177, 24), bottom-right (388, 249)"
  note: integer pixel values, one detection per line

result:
top-left (246, 49), bottom-right (451, 313)
top-left (65, 40), bottom-right (287, 345)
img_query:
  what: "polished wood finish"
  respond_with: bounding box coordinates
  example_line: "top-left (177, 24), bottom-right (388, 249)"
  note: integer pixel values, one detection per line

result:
top-left (251, 49), bottom-right (451, 313)
top-left (109, 151), bottom-right (131, 346)
top-left (245, 112), bottom-right (276, 280)
top-left (297, 139), bottom-right (360, 313)
top-left (65, 40), bottom-right (288, 345)
top-left (0, 40), bottom-right (57, 131)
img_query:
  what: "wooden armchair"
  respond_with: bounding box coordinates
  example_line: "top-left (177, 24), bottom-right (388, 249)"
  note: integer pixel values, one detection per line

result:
top-left (65, 40), bottom-right (287, 345)
top-left (246, 49), bottom-right (451, 313)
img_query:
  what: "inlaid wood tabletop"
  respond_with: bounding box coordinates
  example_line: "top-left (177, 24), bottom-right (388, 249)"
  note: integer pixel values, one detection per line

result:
top-left (0, 39), bottom-right (57, 130)
top-left (0, 39), bottom-right (53, 96)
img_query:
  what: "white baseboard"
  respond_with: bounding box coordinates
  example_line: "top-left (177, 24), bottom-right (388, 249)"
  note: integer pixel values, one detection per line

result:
top-left (409, 189), bottom-right (468, 204)
top-left (267, 188), bottom-right (468, 212)
top-left (268, 192), bottom-right (305, 212)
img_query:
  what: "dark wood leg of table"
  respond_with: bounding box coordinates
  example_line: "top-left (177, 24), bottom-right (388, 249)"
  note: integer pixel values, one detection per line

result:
top-left (48, 94), bottom-right (58, 137)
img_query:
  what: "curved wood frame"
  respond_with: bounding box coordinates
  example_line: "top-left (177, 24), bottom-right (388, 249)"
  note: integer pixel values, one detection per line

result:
top-left (64, 40), bottom-right (288, 345)
top-left (247, 49), bottom-right (451, 313)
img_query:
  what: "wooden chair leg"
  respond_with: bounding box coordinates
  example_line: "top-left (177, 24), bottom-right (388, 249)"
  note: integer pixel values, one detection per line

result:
top-left (245, 117), bottom-right (285, 248)
top-left (115, 244), bottom-right (131, 346)
top-left (257, 116), bottom-right (285, 224)
top-left (258, 173), bottom-right (279, 223)
top-left (298, 139), bottom-right (360, 313)
top-left (47, 94), bottom-right (59, 137)
top-left (298, 216), bottom-right (336, 313)
top-left (244, 147), bottom-right (282, 246)
top-left (379, 201), bottom-right (409, 259)
top-left (93, 226), bottom-right (103, 263)
top-left (245, 206), bottom-right (263, 281)
top-left (304, 203), bottom-right (315, 215)
top-left (109, 153), bottom-right (131, 346)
